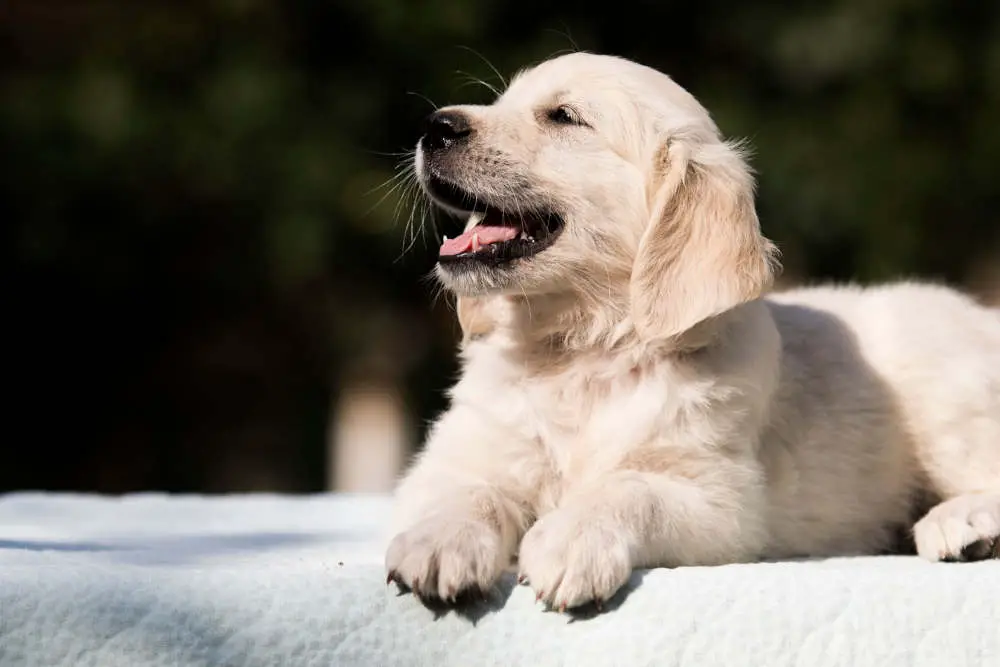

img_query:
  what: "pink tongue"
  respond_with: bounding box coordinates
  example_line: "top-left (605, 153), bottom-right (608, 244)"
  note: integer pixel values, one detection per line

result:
top-left (440, 225), bottom-right (519, 256)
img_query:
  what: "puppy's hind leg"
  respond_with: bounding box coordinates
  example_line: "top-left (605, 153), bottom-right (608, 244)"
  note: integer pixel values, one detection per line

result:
top-left (910, 348), bottom-right (1000, 562)
top-left (911, 416), bottom-right (1000, 562)
top-left (913, 492), bottom-right (1000, 562)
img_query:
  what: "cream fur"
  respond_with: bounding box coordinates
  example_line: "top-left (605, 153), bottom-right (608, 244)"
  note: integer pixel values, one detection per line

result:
top-left (386, 53), bottom-right (1000, 610)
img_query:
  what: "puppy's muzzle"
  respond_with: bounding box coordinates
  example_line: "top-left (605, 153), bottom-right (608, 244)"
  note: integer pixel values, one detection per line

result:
top-left (415, 108), bottom-right (566, 270)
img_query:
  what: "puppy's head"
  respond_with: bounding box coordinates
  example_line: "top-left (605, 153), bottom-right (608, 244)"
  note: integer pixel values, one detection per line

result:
top-left (416, 52), bottom-right (778, 342)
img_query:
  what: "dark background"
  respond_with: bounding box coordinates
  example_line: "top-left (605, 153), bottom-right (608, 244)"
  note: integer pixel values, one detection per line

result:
top-left (4, 0), bottom-right (999, 493)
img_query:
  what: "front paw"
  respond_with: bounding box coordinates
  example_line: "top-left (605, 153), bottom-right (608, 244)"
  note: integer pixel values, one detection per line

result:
top-left (385, 516), bottom-right (507, 600)
top-left (517, 509), bottom-right (633, 611)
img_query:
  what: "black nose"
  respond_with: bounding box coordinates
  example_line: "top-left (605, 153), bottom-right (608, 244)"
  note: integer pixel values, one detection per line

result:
top-left (421, 110), bottom-right (473, 152)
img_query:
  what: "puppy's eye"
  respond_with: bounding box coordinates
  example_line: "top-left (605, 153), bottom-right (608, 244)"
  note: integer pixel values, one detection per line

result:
top-left (546, 105), bottom-right (585, 126)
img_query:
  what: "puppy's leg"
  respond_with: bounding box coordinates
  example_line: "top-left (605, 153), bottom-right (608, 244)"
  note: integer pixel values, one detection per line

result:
top-left (908, 300), bottom-right (1000, 561)
top-left (912, 444), bottom-right (1000, 561)
top-left (911, 388), bottom-right (1000, 561)
top-left (913, 492), bottom-right (1000, 562)
top-left (385, 406), bottom-right (539, 600)
top-left (517, 459), bottom-right (767, 610)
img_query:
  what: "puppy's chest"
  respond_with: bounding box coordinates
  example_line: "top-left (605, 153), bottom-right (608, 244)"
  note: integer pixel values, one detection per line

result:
top-left (478, 369), bottom-right (676, 475)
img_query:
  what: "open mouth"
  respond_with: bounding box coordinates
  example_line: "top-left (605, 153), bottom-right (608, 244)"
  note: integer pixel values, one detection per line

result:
top-left (438, 208), bottom-right (563, 266)
top-left (428, 179), bottom-right (565, 267)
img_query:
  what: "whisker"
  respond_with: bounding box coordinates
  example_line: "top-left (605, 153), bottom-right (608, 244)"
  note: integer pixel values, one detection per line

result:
top-left (456, 71), bottom-right (500, 98)
top-left (456, 45), bottom-right (508, 91)
top-left (399, 178), bottom-right (424, 257)
top-left (418, 195), bottom-right (438, 251)
top-left (389, 168), bottom-right (423, 259)
top-left (544, 25), bottom-right (580, 52)
top-left (406, 91), bottom-right (439, 111)
top-left (364, 166), bottom-right (413, 197)
top-left (363, 167), bottom-right (415, 220)
top-left (425, 273), bottom-right (448, 311)
top-left (365, 148), bottom-right (418, 158)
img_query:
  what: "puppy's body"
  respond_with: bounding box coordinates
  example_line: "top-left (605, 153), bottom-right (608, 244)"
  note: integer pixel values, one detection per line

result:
top-left (386, 53), bottom-right (1000, 610)
top-left (763, 283), bottom-right (1000, 558)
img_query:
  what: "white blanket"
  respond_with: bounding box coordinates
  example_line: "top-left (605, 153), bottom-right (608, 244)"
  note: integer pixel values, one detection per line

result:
top-left (0, 493), bottom-right (997, 667)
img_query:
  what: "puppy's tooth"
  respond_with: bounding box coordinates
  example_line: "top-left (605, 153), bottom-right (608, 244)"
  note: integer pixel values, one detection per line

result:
top-left (472, 233), bottom-right (481, 252)
top-left (443, 235), bottom-right (449, 241)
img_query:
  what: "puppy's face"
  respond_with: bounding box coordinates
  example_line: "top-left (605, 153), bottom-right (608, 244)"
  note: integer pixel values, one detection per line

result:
top-left (416, 53), bottom-right (777, 341)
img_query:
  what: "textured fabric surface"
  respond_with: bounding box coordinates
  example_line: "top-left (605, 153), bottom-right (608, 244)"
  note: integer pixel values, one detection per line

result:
top-left (0, 493), bottom-right (997, 667)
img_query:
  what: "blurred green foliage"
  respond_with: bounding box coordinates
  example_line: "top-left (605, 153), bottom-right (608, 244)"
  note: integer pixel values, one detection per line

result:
top-left (4, 0), bottom-right (999, 491)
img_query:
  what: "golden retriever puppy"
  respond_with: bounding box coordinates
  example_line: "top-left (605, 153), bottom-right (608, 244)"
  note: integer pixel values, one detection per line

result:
top-left (385, 53), bottom-right (1000, 610)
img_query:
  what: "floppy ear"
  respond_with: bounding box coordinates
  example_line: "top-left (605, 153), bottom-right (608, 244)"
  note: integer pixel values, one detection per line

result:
top-left (456, 296), bottom-right (495, 342)
top-left (629, 141), bottom-right (779, 342)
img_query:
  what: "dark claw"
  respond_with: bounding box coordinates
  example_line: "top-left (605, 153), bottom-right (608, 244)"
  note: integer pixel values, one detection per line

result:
top-left (517, 574), bottom-right (527, 585)
top-left (535, 590), bottom-right (544, 602)
top-left (960, 536), bottom-right (1000, 562)
top-left (386, 570), bottom-right (397, 585)
top-left (594, 598), bottom-right (603, 612)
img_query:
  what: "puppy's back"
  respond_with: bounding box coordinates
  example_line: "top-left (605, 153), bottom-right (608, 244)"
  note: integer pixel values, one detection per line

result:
top-left (766, 281), bottom-right (1000, 415)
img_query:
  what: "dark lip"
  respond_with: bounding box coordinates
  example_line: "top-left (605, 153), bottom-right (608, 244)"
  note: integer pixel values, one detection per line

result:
top-left (424, 174), bottom-right (487, 213)
top-left (424, 174), bottom-right (565, 269)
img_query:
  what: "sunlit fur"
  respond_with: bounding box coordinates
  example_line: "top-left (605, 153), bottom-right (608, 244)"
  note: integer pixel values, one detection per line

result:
top-left (386, 52), bottom-right (1000, 610)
